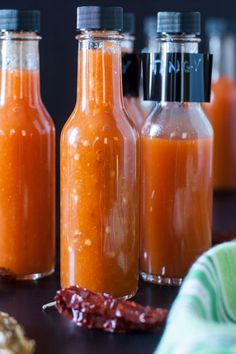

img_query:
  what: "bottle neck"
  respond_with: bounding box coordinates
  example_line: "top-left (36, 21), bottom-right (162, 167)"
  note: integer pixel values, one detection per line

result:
top-left (121, 34), bottom-right (135, 53)
top-left (76, 31), bottom-right (124, 111)
top-left (159, 34), bottom-right (200, 54)
top-left (147, 37), bottom-right (160, 52)
top-left (159, 34), bottom-right (200, 104)
top-left (208, 33), bottom-right (236, 81)
top-left (0, 32), bottom-right (41, 105)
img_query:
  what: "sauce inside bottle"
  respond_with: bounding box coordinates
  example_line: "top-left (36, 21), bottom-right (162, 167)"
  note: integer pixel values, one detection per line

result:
top-left (0, 10), bottom-right (55, 278)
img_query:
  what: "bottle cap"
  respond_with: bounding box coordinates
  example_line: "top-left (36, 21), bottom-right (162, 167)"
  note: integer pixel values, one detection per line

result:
top-left (77, 6), bottom-right (123, 32)
top-left (157, 12), bottom-right (201, 35)
top-left (206, 18), bottom-right (236, 35)
top-left (123, 12), bottom-right (135, 35)
top-left (0, 9), bottom-right (40, 32)
top-left (144, 16), bottom-right (156, 38)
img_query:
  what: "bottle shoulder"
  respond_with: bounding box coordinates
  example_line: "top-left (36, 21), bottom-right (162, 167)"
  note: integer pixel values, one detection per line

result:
top-left (61, 106), bottom-right (138, 144)
top-left (124, 97), bottom-right (145, 132)
top-left (0, 99), bottom-right (55, 133)
top-left (142, 102), bottom-right (213, 140)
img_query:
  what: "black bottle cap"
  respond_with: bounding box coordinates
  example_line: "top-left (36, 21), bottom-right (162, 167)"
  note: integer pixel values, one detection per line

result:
top-left (123, 12), bottom-right (135, 35)
top-left (206, 18), bottom-right (236, 35)
top-left (0, 9), bottom-right (40, 33)
top-left (144, 16), bottom-right (156, 38)
top-left (157, 12), bottom-right (201, 35)
top-left (77, 6), bottom-right (123, 32)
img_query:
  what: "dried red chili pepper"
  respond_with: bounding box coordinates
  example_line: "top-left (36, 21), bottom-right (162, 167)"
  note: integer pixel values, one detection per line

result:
top-left (55, 285), bottom-right (168, 333)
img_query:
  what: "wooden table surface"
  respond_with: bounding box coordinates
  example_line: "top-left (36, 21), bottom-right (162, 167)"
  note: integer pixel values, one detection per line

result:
top-left (0, 192), bottom-right (235, 354)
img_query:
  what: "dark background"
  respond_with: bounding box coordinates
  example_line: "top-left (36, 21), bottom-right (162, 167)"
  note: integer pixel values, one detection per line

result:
top-left (0, 0), bottom-right (235, 231)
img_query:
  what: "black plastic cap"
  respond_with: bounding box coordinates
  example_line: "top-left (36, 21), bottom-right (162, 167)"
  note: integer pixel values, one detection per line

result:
top-left (123, 12), bottom-right (135, 35)
top-left (77, 6), bottom-right (123, 32)
top-left (206, 18), bottom-right (236, 35)
top-left (157, 12), bottom-right (201, 35)
top-left (0, 9), bottom-right (40, 32)
top-left (144, 16), bottom-right (156, 38)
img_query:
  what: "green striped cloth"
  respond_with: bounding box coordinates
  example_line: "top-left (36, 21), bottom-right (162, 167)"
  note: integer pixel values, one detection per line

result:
top-left (155, 242), bottom-right (236, 354)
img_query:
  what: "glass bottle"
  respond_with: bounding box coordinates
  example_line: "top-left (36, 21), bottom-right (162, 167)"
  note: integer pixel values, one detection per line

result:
top-left (60, 6), bottom-right (139, 299)
top-left (121, 12), bottom-right (144, 131)
top-left (140, 12), bottom-right (213, 285)
top-left (203, 19), bottom-right (236, 190)
top-left (0, 10), bottom-right (55, 279)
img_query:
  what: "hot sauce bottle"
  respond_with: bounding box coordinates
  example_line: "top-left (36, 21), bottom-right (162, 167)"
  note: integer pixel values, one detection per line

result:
top-left (121, 13), bottom-right (144, 131)
top-left (0, 10), bottom-right (55, 279)
top-left (60, 6), bottom-right (139, 299)
top-left (203, 19), bottom-right (236, 190)
top-left (140, 12), bottom-right (213, 285)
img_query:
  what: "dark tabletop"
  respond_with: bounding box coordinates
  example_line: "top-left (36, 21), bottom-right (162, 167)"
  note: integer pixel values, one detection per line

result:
top-left (0, 192), bottom-right (235, 354)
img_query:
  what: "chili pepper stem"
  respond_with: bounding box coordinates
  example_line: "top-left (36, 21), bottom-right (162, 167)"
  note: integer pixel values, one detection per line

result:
top-left (42, 301), bottom-right (56, 311)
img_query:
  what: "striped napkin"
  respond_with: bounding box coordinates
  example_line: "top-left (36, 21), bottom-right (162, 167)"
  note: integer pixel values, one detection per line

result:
top-left (155, 242), bottom-right (236, 354)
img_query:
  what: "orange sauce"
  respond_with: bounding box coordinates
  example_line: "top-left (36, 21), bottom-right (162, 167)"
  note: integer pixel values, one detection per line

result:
top-left (0, 70), bottom-right (55, 276)
top-left (203, 76), bottom-right (236, 190)
top-left (140, 135), bottom-right (213, 279)
top-left (60, 45), bottom-right (139, 298)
